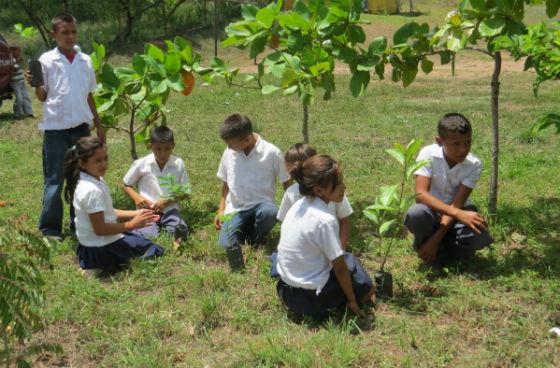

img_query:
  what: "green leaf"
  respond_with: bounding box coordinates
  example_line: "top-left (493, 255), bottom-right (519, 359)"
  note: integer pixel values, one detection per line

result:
top-left (357, 58), bottom-right (379, 71)
top-left (362, 209), bottom-right (379, 224)
top-left (349, 70), bottom-right (370, 97)
top-left (99, 64), bottom-right (121, 90)
top-left (283, 85), bottom-right (299, 95)
top-left (262, 85), bottom-right (281, 94)
top-left (386, 148), bottom-right (405, 166)
top-left (368, 37), bottom-right (387, 56)
top-left (151, 80), bottom-right (168, 95)
top-left (379, 185), bottom-right (398, 206)
top-left (249, 32), bottom-right (268, 59)
top-left (546, 0), bottom-right (560, 17)
top-left (164, 53), bottom-right (181, 75)
top-left (421, 57), bottom-right (433, 74)
top-left (478, 17), bottom-right (506, 38)
top-left (146, 43), bottom-right (165, 61)
top-left (132, 55), bottom-right (146, 75)
top-left (402, 62), bottom-right (418, 87)
top-left (347, 25), bottom-right (366, 44)
top-left (379, 219), bottom-right (396, 236)
top-left (407, 159), bottom-right (431, 179)
top-left (405, 139), bottom-right (424, 162)
top-left (440, 50), bottom-right (452, 65)
top-left (393, 22), bottom-right (418, 44)
top-left (241, 4), bottom-right (259, 20)
top-left (256, 6), bottom-right (276, 28)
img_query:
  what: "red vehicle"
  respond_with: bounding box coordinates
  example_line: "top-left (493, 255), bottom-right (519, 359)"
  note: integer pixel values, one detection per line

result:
top-left (0, 34), bottom-right (14, 108)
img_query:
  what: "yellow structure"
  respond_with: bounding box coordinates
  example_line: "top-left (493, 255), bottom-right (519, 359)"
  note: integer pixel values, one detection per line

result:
top-left (368, 0), bottom-right (399, 14)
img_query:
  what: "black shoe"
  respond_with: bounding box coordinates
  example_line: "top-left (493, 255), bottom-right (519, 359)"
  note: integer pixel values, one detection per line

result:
top-left (226, 245), bottom-right (245, 272)
top-left (174, 224), bottom-right (188, 240)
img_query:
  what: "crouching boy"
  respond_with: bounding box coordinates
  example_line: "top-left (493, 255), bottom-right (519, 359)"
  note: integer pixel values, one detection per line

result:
top-left (405, 113), bottom-right (493, 267)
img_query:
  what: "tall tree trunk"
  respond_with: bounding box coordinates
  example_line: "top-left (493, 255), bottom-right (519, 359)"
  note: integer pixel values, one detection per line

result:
top-left (213, 0), bottom-right (218, 57)
top-left (302, 103), bottom-right (309, 143)
top-left (16, 0), bottom-right (50, 48)
top-left (161, 0), bottom-right (169, 37)
top-left (489, 51), bottom-right (501, 219)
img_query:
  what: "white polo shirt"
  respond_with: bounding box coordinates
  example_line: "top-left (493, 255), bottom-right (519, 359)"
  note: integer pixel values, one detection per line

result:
top-left (73, 172), bottom-right (124, 247)
top-left (123, 153), bottom-right (189, 213)
top-left (414, 144), bottom-right (482, 204)
top-left (277, 197), bottom-right (344, 294)
top-left (217, 134), bottom-right (290, 214)
top-left (38, 47), bottom-right (97, 130)
top-left (277, 183), bottom-right (353, 221)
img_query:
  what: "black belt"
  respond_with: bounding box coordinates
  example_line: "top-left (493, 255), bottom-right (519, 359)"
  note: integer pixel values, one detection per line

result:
top-left (66, 123), bottom-right (89, 132)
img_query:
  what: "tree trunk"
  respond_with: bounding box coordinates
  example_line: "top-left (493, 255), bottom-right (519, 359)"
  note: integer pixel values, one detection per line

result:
top-left (489, 51), bottom-right (501, 219)
top-left (129, 111), bottom-right (138, 160)
top-left (213, 0), bottom-right (218, 57)
top-left (16, 0), bottom-right (51, 48)
top-left (302, 103), bottom-right (309, 143)
top-left (161, 0), bottom-right (169, 37)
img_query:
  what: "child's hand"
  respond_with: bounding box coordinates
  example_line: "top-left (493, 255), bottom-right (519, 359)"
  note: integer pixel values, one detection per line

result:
top-left (24, 70), bottom-right (32, 85)
top-left (213, 212), bottom-right (223, 230)
top-left (457, 210), bottom-right (487, 235)
top-left (348, 300), bottom-right (365, 317)
top-left (135, 196), bottom-right (153, 210)
top-left (129, 209), bottom-right (159, 229)
top-left (152, 199), bottom-right (169, 213)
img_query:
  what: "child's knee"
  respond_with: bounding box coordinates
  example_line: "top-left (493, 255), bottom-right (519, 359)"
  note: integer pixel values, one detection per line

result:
top-left (256, 202), bottom-right (278, 221)
top-left (404, 204), bottom-right (435, 233)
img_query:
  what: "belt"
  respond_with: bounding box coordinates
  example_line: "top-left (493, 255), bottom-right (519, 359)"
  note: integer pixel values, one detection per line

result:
top-left (66, 123), bottom-right (89, 132)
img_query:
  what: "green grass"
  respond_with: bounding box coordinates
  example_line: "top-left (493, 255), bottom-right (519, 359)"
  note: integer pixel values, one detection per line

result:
top-left (2, 5), bottom-right (560, 367)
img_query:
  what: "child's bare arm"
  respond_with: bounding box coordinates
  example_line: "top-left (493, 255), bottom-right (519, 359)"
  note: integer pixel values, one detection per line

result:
top-left (339, 217), bottom-right (350, 251)
top-left (123, 184), bottom-right (153, 209)
top-left (332, 256), bottom-right (364, 317)
top-left (213, 182), bottom-right (229, 230)
top-left (89, 210), bottom-right (159, 235)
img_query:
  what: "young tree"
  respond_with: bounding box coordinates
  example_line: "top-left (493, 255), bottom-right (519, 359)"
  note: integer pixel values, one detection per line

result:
top-left (219, 0), bottom-right (371, 143)
top-left (92, 37), bottom-right (209, 160)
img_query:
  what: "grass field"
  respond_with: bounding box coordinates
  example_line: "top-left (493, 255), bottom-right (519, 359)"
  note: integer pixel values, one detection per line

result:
top-left (1, 1), bottom-right (560, 367)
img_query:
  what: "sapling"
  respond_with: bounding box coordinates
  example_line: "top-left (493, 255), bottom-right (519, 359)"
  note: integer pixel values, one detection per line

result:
top-left (13, 24), bottom-right (43, 87)
top-left (363, 139), bottom-right (430, 299)
top-left (158, 173), bottom-right (192, 202)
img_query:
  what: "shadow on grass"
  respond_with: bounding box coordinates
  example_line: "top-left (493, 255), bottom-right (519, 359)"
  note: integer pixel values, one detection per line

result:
top-left (0, 111), bottom-right (25, 127)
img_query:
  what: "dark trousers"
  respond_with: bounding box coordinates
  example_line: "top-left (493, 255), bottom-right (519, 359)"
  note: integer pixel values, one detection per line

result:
top-left (39, 123), bottom-right (90, 236)
top-left (218, 202), bottom-right (278, 248)
top-left (404, 203), bottom-right (493, 263)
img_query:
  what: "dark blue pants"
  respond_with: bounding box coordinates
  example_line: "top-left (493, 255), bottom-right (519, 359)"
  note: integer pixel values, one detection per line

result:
top-left (404, 203), bottom-right (493, 264)
top-left (218, 202), bottom-right (278, 248)
top-left (39, 123), bottom-right (90, 236)
top-left (132, 208), bottom-right (187, 239)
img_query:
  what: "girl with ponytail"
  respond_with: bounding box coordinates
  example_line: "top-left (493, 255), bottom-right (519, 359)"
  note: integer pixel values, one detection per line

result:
top-left (274, 155), bottom-right (374, 320)
top-left (277, 143), bottom-right (353, 250)
top-left (64, 137), bottom-right (164, 273)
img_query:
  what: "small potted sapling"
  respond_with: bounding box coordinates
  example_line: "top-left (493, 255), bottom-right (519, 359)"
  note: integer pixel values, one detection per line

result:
top-left (158, 174), bottom-right (191, 245)
top-left (363, 139), bottom-right (430, 300)
top-left (13, 24), bottom-right (43, 87)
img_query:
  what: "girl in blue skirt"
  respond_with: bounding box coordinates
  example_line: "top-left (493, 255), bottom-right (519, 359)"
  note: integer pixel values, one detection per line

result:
top-left (64, 137), bottom-right (164, 273)
top-left (275, 155), bottom-right (374, 320)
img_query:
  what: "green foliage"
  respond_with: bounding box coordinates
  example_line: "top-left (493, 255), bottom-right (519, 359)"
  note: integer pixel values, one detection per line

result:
top-left (92, 37), bottom-right (210, 160)
top-left (12, 23), bottom-right (41, 61)
top-left (530, 112), bottom-right (560, 135)
top-left (363, 139), bottom-right (429, 237)
top-left (158, 174), bottom-right (192, 201)
top-left (0, 224), bottom-right (61, 367)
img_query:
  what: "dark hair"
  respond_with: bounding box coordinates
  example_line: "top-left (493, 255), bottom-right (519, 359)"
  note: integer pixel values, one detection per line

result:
top-left (63, 137), bottom-right (104, 203)
top-left (438, 113), bottom-right (472, 138)
top-left (150, 125), bottom-right (174, 144)
top-left (291, 155), bottom-right (341, 196)
top-left (285, 143), bottom-right (318, 182)
top-left (219, 114), bottom-right (253, 140)
top-left (51, 13), bottom-right (76, 32)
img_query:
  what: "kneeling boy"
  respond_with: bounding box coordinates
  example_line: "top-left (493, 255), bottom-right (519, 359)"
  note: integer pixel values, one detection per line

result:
top-left (214, 114), bottom-right (290, 271)
top-left (123, 126), bottom-right (189, 249)
top-left (405, 113), bottom-right (493, 266)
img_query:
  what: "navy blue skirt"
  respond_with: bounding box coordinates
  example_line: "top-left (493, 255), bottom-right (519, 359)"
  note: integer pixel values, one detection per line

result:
top-left (275, 252), bottom-right (373, 320)
top-left (77, 232), bottom-right (164, 272)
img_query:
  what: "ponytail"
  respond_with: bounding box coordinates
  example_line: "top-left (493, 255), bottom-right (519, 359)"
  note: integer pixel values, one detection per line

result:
top-left (296, 155), bottom-right (340, 197)
top-left (285, 143), bottom-right (317, 183)
top-left (63, 137), bottom-right (104, 203)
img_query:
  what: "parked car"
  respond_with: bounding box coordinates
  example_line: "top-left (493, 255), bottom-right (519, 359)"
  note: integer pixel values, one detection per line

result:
top-left (0, 34), bottom-right (14, 109)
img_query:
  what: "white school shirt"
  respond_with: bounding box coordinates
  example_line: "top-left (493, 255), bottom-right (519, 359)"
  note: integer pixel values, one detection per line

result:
top-left (277, 197), bottom-right (344, 294)
top-left (123, 153), bottom-right (189, 213)
top-left (38, 47), bottom-right (97, 130)
top-left (414, 144), bottom-right (482, 204)
top-left (73, 172), bottom-right (124, 247)
top-left (217, 135), bottom-right (290, 214)
top-left (277, 183), bottom-right (353, 221)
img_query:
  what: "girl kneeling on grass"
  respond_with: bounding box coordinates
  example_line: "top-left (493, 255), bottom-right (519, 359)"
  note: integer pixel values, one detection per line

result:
top-left (64, 137), bottom-right (164, 273)
top-left (275, 155), bottom-right (374, 320)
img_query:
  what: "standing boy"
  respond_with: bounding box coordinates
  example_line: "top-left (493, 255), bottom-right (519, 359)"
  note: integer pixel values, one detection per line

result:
top-left (27, 13), bottom-right (104, 240)
top-left (9, 45), bottom-right (33, 117)
top-left (405, 113), bottom-right (493, 266)
top-left (123, 126), bottom-right (189, 250)
top-left (214, 114), bottom-right (291, 271)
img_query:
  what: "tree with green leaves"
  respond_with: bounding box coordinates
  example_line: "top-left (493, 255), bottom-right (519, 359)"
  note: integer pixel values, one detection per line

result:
top-left (219, 0), bottom-right (371, 143)
top-left (92, 37), bottom-right (209, 160)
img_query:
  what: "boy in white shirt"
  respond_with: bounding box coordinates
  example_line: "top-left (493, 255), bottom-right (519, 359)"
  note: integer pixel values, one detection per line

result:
top-left (27, 13), bottom-right (104, 240)
top-left (405, 113), bottom-right (493, 266)
top-left (123, 126), bottom-right (189, 250)
top-left (214, 114), bottom-right (291, 271)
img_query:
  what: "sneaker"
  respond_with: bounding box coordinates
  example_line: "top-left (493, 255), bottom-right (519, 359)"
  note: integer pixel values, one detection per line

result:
top-left (226, 245), bottom-right (245, 272)
top-left (44, 234), bottom-right (63, 242)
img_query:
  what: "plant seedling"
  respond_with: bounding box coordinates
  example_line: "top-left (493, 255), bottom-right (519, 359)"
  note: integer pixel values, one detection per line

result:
top-left (158, 174), bottom-right (192, 202)
top-left (363, 139), bottom-right (430, 300)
